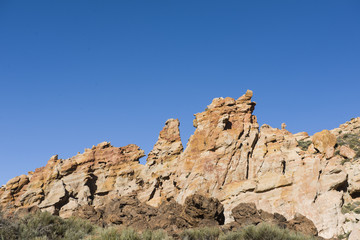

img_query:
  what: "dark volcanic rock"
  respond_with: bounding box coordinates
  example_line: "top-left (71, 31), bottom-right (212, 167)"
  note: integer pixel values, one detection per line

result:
top-left (73, 194), bottom-right (226, 235)
top-left (229, 202), bottom-right (318, 237)
top-left (103, 195), bottom-right (157, 230)
top-left (287, 213), bottom-right (318, 237)
top-left (74, 205), bottom-right (102, 225)
top-left (184, 194), bottom-right (225, 226)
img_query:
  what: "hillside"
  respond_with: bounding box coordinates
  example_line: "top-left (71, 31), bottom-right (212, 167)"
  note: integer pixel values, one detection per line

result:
top-left (1, 90), bottom-right (359, 239)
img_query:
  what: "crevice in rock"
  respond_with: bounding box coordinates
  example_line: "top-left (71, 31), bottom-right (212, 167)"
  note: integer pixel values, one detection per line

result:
top-left (173, 180), bottom-right (181, 190)
top-left (96, 192), bottom-right (109, 197)
top-left (313, 192), bottom-right (318, 203)
top-left (246, 151), bottom-right (251, 179)
top-left (256, 159), bottom-right (265, 176)
top-left (317, 170), bottom-right (322, 180)
top-left (334, 179), bottom-right (348, 192)
top-left (246, 133), bottom-right (259, 179)
top-left (250, 133), bottom-right (259, 156)
top-left (238, 129), bottom-right (244, 140)
top-left (54, 187), bottom-right (70, 216)
top-left (224, 120), bottom-right (232, 130)
top-left (148, 188), bottom-right (157, 201)
top-left (350, 190), bottom-right (360, 199)
top-left (263, 142), bottom-right (268, 158)
top-left (148, 179), bottom-right (161, 201)
top-left (86, 173), bottom-right (98, 202)
top-left (217, 211), bottom-right (225, 225)
top-left (281, 160), bottom-right (286, 174)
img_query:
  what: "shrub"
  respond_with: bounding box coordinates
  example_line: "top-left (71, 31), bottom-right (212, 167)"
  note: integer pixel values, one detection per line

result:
top-left (354, 208), bottom-right (360, 214)
top-left (218, 231), bottom-right (243, 240)
top-left (297, 140), bottom-right (312, 151)
top-left (0, 212), bottom-right (320, 240)
top-left (0, 213), bottom-right (19, 240)
top-left (341, 159), bottom-right (350, 165)
top-left (338, 231), bottom-right (351, 240)
top-left (233, 223), bottom-right (315, 240)
top-left (62, 217), bottom-right (94, 240)
top-left (119, 228), bottom-right (142, 240)
top-left (142, 229), bottom-right (170, 240)
top-left (93, 227), bottom-right (122, 240)
top-left (18, 211), bottom-right (94, 240)
top-left (180, 227), bottom-right (221, 240)
top-left (341, 203), bottom-right (360, 214)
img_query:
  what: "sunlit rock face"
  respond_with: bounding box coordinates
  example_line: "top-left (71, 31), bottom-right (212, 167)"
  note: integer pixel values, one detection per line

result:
top-left (175, 90), bottom-right (259, 203)
top-left (1, 90), bottom-right (359, 239)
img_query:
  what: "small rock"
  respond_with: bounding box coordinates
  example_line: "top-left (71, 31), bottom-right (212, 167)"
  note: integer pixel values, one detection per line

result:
top-left (340, 145), bottom-right (356, 159)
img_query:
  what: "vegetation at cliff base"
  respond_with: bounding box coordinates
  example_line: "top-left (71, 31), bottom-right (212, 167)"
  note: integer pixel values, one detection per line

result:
top-left (0, 211), bottom-right (317, 240)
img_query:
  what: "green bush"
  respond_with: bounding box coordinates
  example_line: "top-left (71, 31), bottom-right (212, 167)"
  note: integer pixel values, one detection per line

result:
top-left (0, 212), bottom-right (319, 240)
top-left (180, 227), bottom-right (221, 240)
top-left (218, 231), bottom-right (243, 240)
top-left (120, 228), bottom-right (141, 240)
top-left (0, 213), bottom-right (19, 240)
top-left (297, 140), bottom-right (312, 151)
top-left (338, 231), bottom-right (351, 240)
top-left (341, 202), bottom-right (360, 214)
top-left (18, 211), bottom-right (94, 240)
top-left (241, 223), bottom-right (315, 240)
top-left (142, 229), bottom-right (170, 240)
top-left (219, 223), bottom-right (315, 240)
top-left (341, 158), bottom-right (350, 165)
top-left (92, 227), bottom-right (122, 240)
top-left (62, 217), bottom-right (94, 240)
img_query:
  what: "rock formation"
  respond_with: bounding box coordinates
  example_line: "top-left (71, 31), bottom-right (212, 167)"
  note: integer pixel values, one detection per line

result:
top-left (0, 90), bottom-right (359, 239)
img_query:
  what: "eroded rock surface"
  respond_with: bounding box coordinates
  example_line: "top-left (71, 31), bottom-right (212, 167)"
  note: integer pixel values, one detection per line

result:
top-left (75, 194), bottom-right (226, 236)
top-left (0, 90), bottom-right (359, 239)
top-left (76, 194), bottom-right (319, 238)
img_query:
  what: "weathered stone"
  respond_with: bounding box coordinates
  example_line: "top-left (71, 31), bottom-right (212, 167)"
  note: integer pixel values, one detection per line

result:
top-left (184, 194), bottom-right (224, 226)
top-left (312, 130), bottom-right (337, 154)
top-left (0, 92), bottom-right (359, 239)
top-left (254, 172), bottom-right (293, 193)
top-left (287, 213), bottom-right (318, 237)
top-left (349, 223), bottom-right (360, 240)
top-left (147, 119), bottom-right (183, 166)
top-left (230, 202), bottom-right (317, 236)
top-left (340, 145), bottom-right (356, 159)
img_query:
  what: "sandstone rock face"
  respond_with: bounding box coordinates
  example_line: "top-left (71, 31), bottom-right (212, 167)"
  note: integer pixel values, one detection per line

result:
top-left (0, 142), bottom-right (145, 217)
top-left (139, 119), bottom-right (183, 207)
top-left (175, 90), bottom-right (259, 203)
top-left (0, 90), bottom-right (359, 239)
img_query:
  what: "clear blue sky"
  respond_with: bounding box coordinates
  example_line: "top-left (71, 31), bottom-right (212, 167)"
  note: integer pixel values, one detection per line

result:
top-left (0, 1), bottom-right (359, 186)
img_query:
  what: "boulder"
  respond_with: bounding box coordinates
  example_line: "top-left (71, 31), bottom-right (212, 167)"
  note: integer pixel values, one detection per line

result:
top-left (312, 130), bottom-right (336, 154)
top-left (287, 213), bottom-right (318, 237)
top-left (340, 145), bottom-right (356, 159)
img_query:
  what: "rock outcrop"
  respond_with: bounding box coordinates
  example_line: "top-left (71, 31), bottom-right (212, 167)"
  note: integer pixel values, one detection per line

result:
top-left (0, 90), bottom-right (359, 239)
top-left (75, 194), bottom-right (318, 238)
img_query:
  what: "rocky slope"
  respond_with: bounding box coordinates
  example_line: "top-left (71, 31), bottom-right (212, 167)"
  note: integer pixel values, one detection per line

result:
top-left (1, 90), bottom-right (359, 239)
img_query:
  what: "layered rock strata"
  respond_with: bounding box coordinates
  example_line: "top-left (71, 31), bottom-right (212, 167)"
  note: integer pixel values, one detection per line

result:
top-left (1, 90), bottom-right (359, 239)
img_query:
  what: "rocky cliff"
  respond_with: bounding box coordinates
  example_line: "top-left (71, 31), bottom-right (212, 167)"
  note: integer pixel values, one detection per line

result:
top-left (1, 90), bottom-right (359, 239)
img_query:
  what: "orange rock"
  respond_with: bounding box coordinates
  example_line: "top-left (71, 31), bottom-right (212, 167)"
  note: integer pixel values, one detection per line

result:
top-left (312, 130), bottom-right (337, 154)
top-left (0, 91), bottom-right (359, 239)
